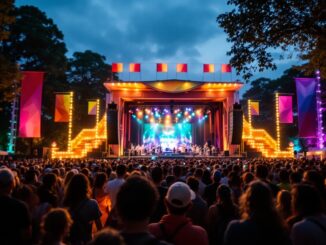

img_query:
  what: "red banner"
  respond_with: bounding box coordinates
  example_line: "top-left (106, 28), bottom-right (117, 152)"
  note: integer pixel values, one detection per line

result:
top-left (54, 94), bottom-right (70, 122)
top-left (221, 64), bottom-right (232, 73)
top-left (19, 71), bottom-right (44, 138)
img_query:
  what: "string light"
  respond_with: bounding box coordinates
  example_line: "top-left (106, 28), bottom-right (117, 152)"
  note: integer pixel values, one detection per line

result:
top-left (275, 93), bottom-right (281, 153)
top-left (67, 92), bottom-right (74, 152)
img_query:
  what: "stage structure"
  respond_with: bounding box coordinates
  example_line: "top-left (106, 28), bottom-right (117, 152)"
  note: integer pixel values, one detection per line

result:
top-left (52, 79), bottom-right (294, 158)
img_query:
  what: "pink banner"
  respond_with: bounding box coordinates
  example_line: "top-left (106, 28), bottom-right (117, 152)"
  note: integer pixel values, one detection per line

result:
top-left (279, 95), bottom-right (293, 123)
top-left (19, 71), bottom-right (44, 137)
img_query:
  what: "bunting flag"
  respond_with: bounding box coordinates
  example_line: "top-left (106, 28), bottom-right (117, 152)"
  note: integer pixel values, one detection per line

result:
top-left (221, 64), bottom-right (232, 73)
top-left (19, 71), bottom-right (44, 138)
top-left (54, 94), bottom-right (70, 122)
top-left (129, 63), bottom-right (141, 72)
top-left (279, 95), bottom-right (293, 123)
top-left (176, 63), bottom-right (187, 72)
top-left (203, 64), bottom-right (215, 73)
top-left (157, 63), bottom-right (168, 72)
top-left (295, 78), bottom-right (318, 137)
top-left (88, 101), bottom-right (97, 115)
top-left (112, 63), bottom-right (123, 73)
top-left (250, 101), bottom-right (260, 116)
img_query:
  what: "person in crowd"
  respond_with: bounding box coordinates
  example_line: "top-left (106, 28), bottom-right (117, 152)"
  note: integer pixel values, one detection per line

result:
top-left (276, 190), bottom-right (292, 221)
top-left (88, 227), bottom-right (125, 245)
top-left (203, 170), bottom-right (221, 207)
top-left (63, 174), bottom-right (102, 245)
top-left (186, 176), bottom-right (208, 227)
top-left (278, 169), bottom-right (291, 191)
top-left (116, 175), bottom-right (169, 245)
top-left (93, 172), bottom-right (111, 227)
top-left (255, 164), bottom-right (280, 197)
top-left (39, 208), bottom-right (72, 245)
top-left (149, 181), bottom-right (209, 245)
top-left (290, 184), bottom-right (326, 245)
top-left (0, 167), bottom-right (32, 245)
top-left (206, 184), bottom-right (239, 245)
top-left (194, 168), bottom-right (206, 196)
top-left (224, 181), bottom-right (290, 245)
top-left (37, 173), bottom-right (59, 207)
top-left (241, 172), bottom-right (254, 191)
top-left (150, 166), bottom-right (168, 222)
top-left (228, 171), bottom-right (242, 204)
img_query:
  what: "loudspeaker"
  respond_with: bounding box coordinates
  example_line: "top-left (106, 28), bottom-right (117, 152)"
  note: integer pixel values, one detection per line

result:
top-left (229, 103), bottom-right (243, 145)
top-left (107, 103), bottom-right (118, 144)
top-left (224, 150), bottom-right (229, 156)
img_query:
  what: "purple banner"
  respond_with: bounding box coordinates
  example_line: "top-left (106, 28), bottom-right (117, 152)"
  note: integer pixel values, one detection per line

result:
top-left (19, 71), bottom-right (44, 137)
top-left (279, 96), bottom-right (293, 123)
top-left (295, 78), bottom-right (318, 138)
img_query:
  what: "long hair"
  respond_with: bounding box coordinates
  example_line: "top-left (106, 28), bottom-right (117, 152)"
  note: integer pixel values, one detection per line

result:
top-left (63, 174), bottom-right (91, 208)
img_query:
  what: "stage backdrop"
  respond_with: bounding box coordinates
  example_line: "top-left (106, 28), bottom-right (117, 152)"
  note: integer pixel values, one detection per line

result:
top-left (19, 71), bottom-right (44, 138)
top-left (295, 78), bottom-right (318, 137)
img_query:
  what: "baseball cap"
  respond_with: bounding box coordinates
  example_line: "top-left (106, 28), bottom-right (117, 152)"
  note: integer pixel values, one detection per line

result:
top-left (166, 182), bottom-right (195, 208)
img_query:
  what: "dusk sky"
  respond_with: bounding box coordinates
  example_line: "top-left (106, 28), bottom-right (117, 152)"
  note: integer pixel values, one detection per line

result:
top-left (17, 0), bottom-right (299, 85)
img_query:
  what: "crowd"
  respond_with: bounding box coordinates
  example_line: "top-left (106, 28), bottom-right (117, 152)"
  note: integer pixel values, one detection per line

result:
top-left (0, 157), bottom-right (325, 245)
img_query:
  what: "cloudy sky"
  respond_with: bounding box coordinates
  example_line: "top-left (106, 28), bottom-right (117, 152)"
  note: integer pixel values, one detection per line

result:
top-left (17, 0), bottom-right (298, 84)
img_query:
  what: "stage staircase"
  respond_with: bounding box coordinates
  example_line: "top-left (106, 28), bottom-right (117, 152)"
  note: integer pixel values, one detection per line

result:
top-left (51, 115), bottom-right (107, 159)
top-left (242, 118), bottom-right (293, 158)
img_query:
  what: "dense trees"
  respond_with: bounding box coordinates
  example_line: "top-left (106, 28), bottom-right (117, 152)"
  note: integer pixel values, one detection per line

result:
top-left (217, 0), bottom-right (326, 81)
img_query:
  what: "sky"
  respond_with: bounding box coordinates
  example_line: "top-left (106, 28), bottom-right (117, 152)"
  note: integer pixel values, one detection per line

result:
top-left (17, 0), bottom-right (299, 86)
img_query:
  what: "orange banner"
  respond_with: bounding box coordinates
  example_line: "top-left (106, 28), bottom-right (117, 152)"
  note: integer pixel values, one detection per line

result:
top-left (54, 94), bottom-right (70, 122)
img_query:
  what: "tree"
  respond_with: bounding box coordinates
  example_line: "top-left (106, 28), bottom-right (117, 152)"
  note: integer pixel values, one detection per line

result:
top-left (217, 0), bottom-right (326, 81)
top-left (1, 5), bottom-right (69, 152)
top-left (0, 0), bottom-right (20, 105)
top-left (67, 50), bottom-right (116, 135)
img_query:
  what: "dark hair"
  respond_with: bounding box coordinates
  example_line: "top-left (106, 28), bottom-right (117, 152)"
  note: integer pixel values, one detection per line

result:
top-left (255, 165), bottom-right (269, 179)
top-left (217, 184), bottom-right (232, 205)
top-left (292, 184), bottom-right (323, 217)
top-left (279, 169), bottom-right (289, 183)
top-left (42, 173), bottom-right (57, 189)
top-left (187, 176), bottom-right (199, 192)
top-left (116, 164), bottom-right (127, 178)
top-left (63, 174), bottom-right (91, 208)
top-left (40, 208), bottom-right (72, 245)
top-left (276, 190), bottom-right (292, 220)
top-left (151, 166), bottom-right (163, 183)
top-left (289, 172), bottom-right (301, 184)
top-left (116, 176), bottom-right (158, 222)
top-left (94, 172), bottom-right (107, 189)
top-left (194, 168), bottom-right (204, 178)
top-left (89, 227), bottom-right (125, 245)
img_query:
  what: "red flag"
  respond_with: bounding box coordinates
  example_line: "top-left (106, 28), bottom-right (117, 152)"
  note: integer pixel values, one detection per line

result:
top-left (129, 63), bottom-right (141, 72)
top-left (19, 71), bottom-right (44, 138)
top-left (203, 64), bottom-right (215, 73)
top-left (157, 63), bottom-right (168, 72)
top-left (176, 64), bottom-right (187, 72)
top-left (221, 64), bottom-right (232, 73)
top-left (112, 63), bottom-right (123, 73)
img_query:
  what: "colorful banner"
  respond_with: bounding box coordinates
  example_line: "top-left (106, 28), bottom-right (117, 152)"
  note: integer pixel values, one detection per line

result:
top-left (250, 101), bottom-right (259, 116)
top-left (88, 101), bottom-right (97, 115)
top-left (221, 64), bottom-right (232, 73)
top-left (157, 63), bottom-right (168, 72)
top-left (129, 63), bottom-right (141, 72)
top-left (279, 95), bottom-right (293, 123)
top-left (203, 64), bottom-right (215, 73)
top-left (112, 63), bottom-right (123, 73)
top-left (295, 78), bottom-right (318, 137)
top-left (54, 94), bottom-right (70, 122)
top-left (19, 71), bottom-right (44, 137)
top-left (176, 63), bottom-right (188, 72)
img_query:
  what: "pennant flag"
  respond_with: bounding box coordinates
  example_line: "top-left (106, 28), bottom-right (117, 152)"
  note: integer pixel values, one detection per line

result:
top-left (19, 71), bottom-right (44, 138)
top-left (129, 63), bottom-right (141, 72)
top-left (221, 64), bottom-right (232, 73)
top-left (279, 95), bottom-right (293, 123)
top-left (250, 101), bottom-right (260, 116)
top-left (295, 78), bottom-right (318, 137)
top-left (54, 94), bottom-right (70, 122)
top-left (88, 101), bottom-right (97, 115)
top-left (112, 63), bottom-right (123, 73)
top-left (157, 63), bottom-right (168, 73)
top-left (176, 63), bottom-right (187, 72)
top-left (203, 64), bottom-right (215, 73)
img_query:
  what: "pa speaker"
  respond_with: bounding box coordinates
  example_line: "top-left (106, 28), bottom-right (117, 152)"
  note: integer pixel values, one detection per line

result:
top-left (107, 103), bottom-right (118, 144)
top-left (229, 104), bottom-right (243, 145)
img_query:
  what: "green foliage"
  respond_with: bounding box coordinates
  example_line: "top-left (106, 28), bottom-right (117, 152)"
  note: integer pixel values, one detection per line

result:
top-left (217, 0), bottom-right (326, 81)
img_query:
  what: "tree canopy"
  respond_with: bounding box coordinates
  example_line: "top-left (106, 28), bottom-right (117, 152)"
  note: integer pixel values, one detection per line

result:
top-left (217, 0), bottom-right (326, 81)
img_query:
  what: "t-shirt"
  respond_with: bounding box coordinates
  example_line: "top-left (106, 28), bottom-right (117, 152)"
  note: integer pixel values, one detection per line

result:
top-left (121, 232), bottom-right (171, 245)
top-left (0, 195), bottom-right (31, 245)
top-left (104, 178), bottom-right (125, 207)
top-left (69, 198), bottom-right (102, 244)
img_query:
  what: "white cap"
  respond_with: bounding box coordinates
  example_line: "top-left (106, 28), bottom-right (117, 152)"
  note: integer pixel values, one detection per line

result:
top-left (166, 182), bottom-right (195, 208)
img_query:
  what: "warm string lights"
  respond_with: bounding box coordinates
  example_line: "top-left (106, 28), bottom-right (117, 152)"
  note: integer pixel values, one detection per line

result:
top-left (248, 99), bottom-right (252, 137)
top-left (67, 92), bottom-right (74, 152)
top-left (315, 70), bottom-right (324, 149)
top-left (275, 93), bottom-right (281, 152)
top-left (95, 99), bottom-right (100, 145)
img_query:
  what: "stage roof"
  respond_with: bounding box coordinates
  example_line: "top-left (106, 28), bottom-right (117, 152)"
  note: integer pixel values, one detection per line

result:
top-left (104, 79), bottom-right (243, 93)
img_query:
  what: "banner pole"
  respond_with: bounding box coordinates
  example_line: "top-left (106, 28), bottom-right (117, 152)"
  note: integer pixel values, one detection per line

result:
top-left (248, 99), bottom-right (252, 138)
top-left (275, 93), bottom-right (281, 153)
top-left (67, 92), bottom-right (74, 152)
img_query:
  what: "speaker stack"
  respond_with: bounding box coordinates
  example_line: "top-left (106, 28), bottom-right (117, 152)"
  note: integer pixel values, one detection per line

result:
top-left (229, 103), bottom-right (243, 145)
top-left (107, 102), bottom-right (118, 144)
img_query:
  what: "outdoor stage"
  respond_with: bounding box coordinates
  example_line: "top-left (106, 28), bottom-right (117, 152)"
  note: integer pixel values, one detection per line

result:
top-left (104, 79), bottom-right (243, 156)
